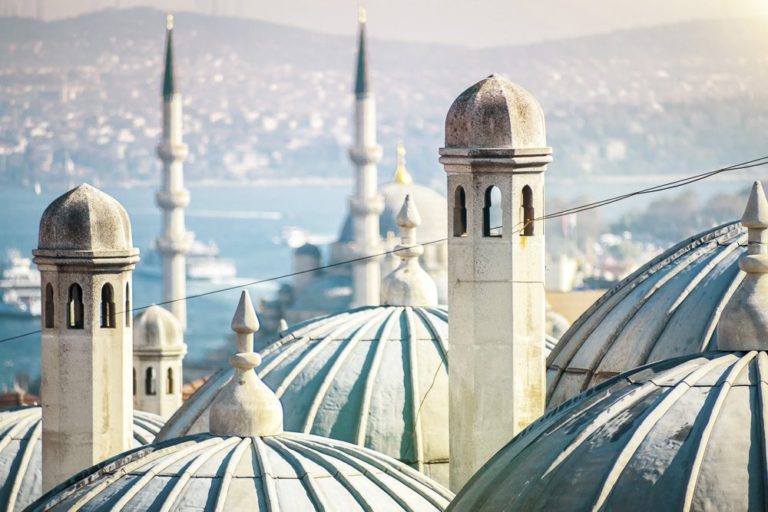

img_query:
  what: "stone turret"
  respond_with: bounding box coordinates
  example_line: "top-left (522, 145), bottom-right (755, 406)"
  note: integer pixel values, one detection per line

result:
top-left (33, 183), bottom-right (139, 491)
top-left (440, 74), bottom-right (550, 490)
top-left (348, 7), bottom-right (384, 307)
top-left (133, 305), bottom-right (187, 418)
top-left (156, 13), bottom-right (190, 328)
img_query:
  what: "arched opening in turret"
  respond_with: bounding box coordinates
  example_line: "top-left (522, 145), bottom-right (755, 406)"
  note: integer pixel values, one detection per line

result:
top-left (145, 367), bottom-right (157, 396)
top-left (483, 186), bottom-right (502, 237)
top-left (101, 283), bottom-right (115, 328)
top-left (125, 283), bottom-right (131, 327)
top-left (522, 185), bottom-right (534, 236)
top-left (454, 186), bottom-right (467, 237)
top-left (67, 283), bottom-right (84, 329)
top-left (45, 283), bottom-right (54, 328)
top-left (166, 368), bottom-right (174, 394)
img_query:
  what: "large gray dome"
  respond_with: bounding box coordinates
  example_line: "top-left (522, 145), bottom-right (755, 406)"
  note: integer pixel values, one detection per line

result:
top-left (547, 221), bottom-right (744, 408)
top-left (451, 350), bottom-right (768, 511)
top-left (158, 305), bottom-right (450, 484)
top-left (30, 432), bottom-right (453, 511)
top-left (0, 406), bottom-right (164, 512)
top-left (37, 183), bottom-right (134, 253)
top-left (337, 181), bottom-right (447, 245)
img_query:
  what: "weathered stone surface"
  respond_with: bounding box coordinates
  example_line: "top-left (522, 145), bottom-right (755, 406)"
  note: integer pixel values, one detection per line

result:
top-left (37, 183), bottom-right (134, 254)
top-left (444, 74), bottom-right (546, 150)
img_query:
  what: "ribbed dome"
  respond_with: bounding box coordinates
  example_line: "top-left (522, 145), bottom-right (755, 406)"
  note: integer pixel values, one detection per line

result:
top-left (0, 406), bottom-right (164, 512)
top-left (547, 221), bottom-right (744, 408)
top-left (337, 182), bottom-right (447, 245)
top-left (36, 183), bottom-right (134, 253)
top-left (30, 432), bottom-right (453, 511)
top-left (444, 74), bottom-right (546, 150)
top-left (133, 305), bottom-right (185, 351)
top-left (450, 351), bottom-right (768, 511)
top-left (158, 305), bottom-right (450, 484)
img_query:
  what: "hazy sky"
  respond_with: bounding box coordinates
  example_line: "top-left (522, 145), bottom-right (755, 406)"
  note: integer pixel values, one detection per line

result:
top-left (13, 0), bottom-right (768, 47)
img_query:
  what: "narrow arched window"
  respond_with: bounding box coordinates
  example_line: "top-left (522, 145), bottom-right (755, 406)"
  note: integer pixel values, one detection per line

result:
top-left (166, 368), bottom-right (174, 394)
top-left (100, 283), bottom-right (115, 328)
top-left (124, 282), bottom-right (131, 327)
top-left (67, 283), bottom-right (84, 329)
top-left (133, 368), bottom-right (136, 396)
top-left (483, 186), bottom-right (502, 237)
top-left (145, 367), bottom-right (157, 396)
top-left (453, 186), bottom-right (467, 237)
top-left (522, 185), bottom-right (534, 236)
top-left (45, 283), bottom-right (54, 328)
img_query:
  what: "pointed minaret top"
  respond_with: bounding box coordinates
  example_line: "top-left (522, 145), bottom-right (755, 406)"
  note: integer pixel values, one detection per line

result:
top-left (354, 7), bottom-right (369, 99)
top-left (209, 290), bottom-right (284, 437)
top-left (381, 195), bottom-right (438, 306)
top-left (393, 143), bottom-right (414, 185)
top-left (717, 181), bottom-right (768, 351)
top-left (162, 13), bottom-right (176, 99)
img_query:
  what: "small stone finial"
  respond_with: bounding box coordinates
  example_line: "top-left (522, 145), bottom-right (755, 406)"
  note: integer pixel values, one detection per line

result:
top-left (393, 143), bottom-right (413, 185)
top-left (717, 181), bottom-right (768, 350)
top-left (381, 195), bottom-right (438, 306)
top-left (231, 290), bottom-right (260, 353)
top-left (210, 290), bottom-right (283, 437)
top-left (166, 13), bottom-right (173, 30)
top-left (278, 318), bottom-right (288, 332)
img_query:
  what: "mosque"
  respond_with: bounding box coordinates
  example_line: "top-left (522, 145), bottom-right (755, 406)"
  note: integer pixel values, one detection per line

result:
top-left (1, 9), bottom-right (767, 512)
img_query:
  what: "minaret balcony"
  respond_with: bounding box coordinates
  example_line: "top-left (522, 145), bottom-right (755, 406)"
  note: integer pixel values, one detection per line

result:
top-left (349, 195), bottom-right (384, 216)
top-left (156, 237), bottom-right (190, 255)
top-left (348, 145), bottom-right (382, 166)
top-left (156, 190), bottom-right (190, 209)
top-left (156, 142), bottom-right (189, 161)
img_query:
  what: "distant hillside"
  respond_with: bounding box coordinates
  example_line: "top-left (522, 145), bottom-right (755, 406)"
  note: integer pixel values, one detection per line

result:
top-left (0, 9), bottom-right (767, 186)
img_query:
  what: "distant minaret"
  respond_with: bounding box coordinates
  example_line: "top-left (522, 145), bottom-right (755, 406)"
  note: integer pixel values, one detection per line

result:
top-left (156, 14), bottom-right (189, 328)
top-left (348, 7), bottom-right (384, 307)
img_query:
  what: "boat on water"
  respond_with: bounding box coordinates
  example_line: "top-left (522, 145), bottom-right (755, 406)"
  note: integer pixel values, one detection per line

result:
top-left (137, 237), bottom-right (237, 283)
top-left (0, 250), bottom-right (41, 317)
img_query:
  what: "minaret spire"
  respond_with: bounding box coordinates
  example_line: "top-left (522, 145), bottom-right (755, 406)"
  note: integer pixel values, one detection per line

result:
top-left (392, 142), bottom-right (414, 185)
top-left (156, 13), bottom-right (190, 328)
top-left (348, 6), bottom-right (383, 307)
top-left (717, 181), bottom-right (768, 350)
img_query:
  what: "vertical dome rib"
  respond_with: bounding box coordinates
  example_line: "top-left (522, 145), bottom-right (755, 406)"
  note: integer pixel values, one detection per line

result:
top-left (405, 307), bottom-right (424, 472)
top-left (251, 437), bottom-right (279, 509)
top-left (212, 437), bottom-right (251, 512)
top-left (262, 437), bottom-right (331, 510)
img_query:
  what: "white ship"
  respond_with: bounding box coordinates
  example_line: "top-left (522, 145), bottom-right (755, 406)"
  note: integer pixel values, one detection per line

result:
top-left (0, 250), bottom-right (41, 317)
top-left (137, 237), bottom-right (237, 283)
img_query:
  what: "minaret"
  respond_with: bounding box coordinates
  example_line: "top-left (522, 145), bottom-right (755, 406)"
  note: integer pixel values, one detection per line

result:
top-left (156, 14), bottom-right (189, 328)
top-left (717, 181), bottom-right (768, 348)
top-left (133, 305), bottom-right (187, 418)
top-left (381, 194), bottom-right (438, 306)
top-left (440, 75), bottom-right (550, 490)
top-left (348, 7), bottom-right (384, 307)
top-left (34, 184), bottom-right (139, 491)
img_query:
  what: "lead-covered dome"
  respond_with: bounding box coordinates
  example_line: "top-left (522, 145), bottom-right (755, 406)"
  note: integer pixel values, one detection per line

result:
top-left (30, 432), bottom-right (452, 511)
top-left (547, 221), bottom-right (744, 408)
top-left (0, 406), bottom-right (164, 512)
top-left (450, 351), bottom-right (768, 511)
top-left (37, 183), bottom-right (134, 253)
top-left (444, 74), bottom-right (546, 149)
top-left (158, 305), bottom-right (450, 483)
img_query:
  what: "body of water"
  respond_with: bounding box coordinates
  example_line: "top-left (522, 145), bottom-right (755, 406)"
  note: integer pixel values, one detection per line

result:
top-left (1, 167), bottom-right (765, 390)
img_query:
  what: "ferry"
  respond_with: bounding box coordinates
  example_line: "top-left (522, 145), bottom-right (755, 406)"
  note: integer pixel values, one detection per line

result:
top-left (0, 251), bottom-right (41, 317)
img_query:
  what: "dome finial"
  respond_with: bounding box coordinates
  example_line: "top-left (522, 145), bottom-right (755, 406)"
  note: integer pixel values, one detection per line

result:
top-left (209, 290), bottom-right (283, 437)
top-left (717, 181), bottom-right (768, 350)
top-left (393, 142), bottom-right (413, 185)
top-left (166, 13), bottom-right (173, 30)
top-left (381, 195), bottom-right (438, 306)
top-left (358, 6), bottom-right (366, 24)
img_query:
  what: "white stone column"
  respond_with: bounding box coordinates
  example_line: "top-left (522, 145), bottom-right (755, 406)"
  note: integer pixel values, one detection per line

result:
top-left (440, 75), bottom-right (550, 490)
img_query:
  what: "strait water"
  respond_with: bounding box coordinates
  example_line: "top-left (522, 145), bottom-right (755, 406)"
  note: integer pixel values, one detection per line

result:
top-left (0, 169), bottom-right (765, 390)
